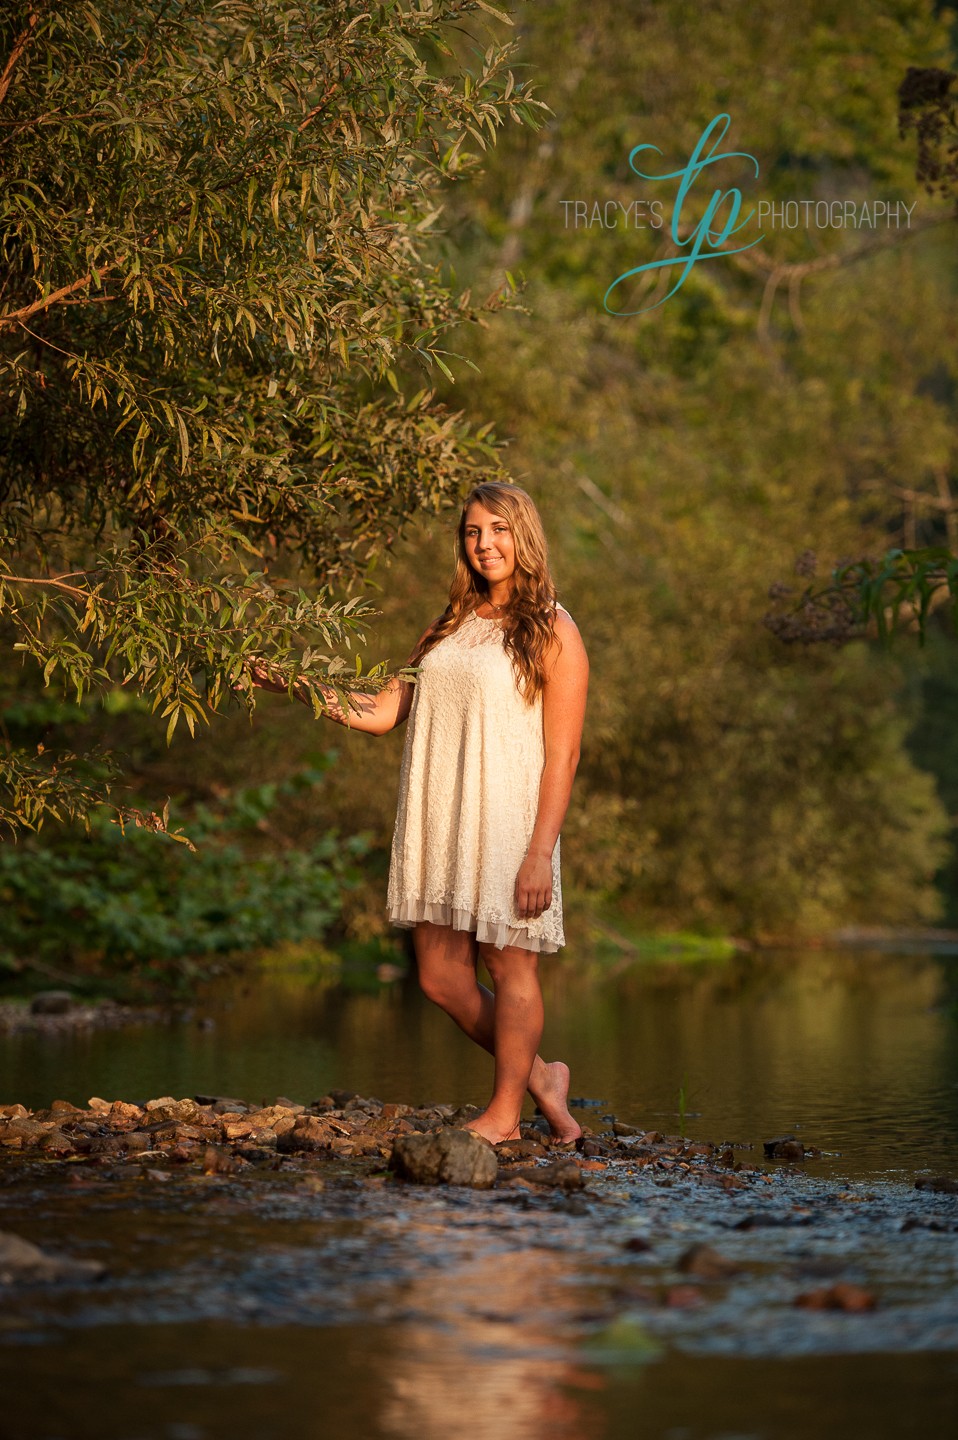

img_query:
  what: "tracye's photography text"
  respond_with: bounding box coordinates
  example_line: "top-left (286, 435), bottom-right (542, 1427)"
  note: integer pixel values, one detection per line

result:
top-left (560, 198), bottom-right (916, 230)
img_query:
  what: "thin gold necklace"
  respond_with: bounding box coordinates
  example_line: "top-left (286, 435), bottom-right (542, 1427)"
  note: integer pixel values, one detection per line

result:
top-left (485, 584), bottom-right (513, 608)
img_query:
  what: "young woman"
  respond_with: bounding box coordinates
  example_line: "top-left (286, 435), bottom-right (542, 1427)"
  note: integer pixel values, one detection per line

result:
top-left (248, 482), bottom-right (589, 1147)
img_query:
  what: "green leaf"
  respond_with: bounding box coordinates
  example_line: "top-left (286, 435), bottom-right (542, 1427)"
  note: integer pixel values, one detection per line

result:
top-left (176, 412), bottom-right (190, 472)
top-left (475, 2), bottom-right (514, 23)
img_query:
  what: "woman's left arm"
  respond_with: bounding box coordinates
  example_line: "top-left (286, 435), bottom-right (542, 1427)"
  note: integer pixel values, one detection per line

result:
top-left (514, 612), bottom-right (590, 921)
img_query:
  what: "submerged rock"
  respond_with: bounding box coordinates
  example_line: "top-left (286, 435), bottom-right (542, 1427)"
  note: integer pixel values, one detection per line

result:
top-left (390, 1128), bottom-right (497, 1189)
top-left (733, 1211), bottom-right (813, 1230)
top-left (794, 1282), bottom-right (876, 1312)
top-left (0, 1231), bottom-right (106, 1286)
top-left (677, 1243), bottom-right (742, 1280)
top-left (914, 1175), bottom-right (958, 1194)
top-left (764, 1136), bottom-right (807, 1161)
top-left (201, 1145), bottom-right (244, 1175)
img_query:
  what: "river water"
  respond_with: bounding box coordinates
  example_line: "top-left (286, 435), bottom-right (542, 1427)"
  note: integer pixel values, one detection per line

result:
top-left (2, 945), bottom-right (957, 1439)
top-left (4, 945), bottom-right (958, 1182)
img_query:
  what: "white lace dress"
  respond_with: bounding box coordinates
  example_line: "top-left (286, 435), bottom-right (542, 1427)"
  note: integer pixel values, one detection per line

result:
top-left (387, 607), bottom-right (565, 953)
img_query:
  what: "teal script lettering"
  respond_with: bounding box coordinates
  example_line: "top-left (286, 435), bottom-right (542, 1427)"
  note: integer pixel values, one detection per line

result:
top-left (604, 114), bottom-right (764, 316)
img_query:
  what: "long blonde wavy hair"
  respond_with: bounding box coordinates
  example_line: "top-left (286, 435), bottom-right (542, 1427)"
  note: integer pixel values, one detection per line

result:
top-left (410, 482), bottom-right (559, 703)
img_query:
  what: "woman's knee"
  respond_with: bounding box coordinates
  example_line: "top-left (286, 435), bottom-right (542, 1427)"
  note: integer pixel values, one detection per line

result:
top-left (417, 963), bottom-right (452, 1007)
top-left (479, 943), bottom-right (539, 987)
top-left (413, 926), bottom-right (476, 1007)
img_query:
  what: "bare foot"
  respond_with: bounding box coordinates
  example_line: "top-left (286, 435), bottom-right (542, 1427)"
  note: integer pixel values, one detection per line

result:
top-left (530, 1061), bottom-right (581, 1143)
top-left (465, 1113), bottom-right (521, 1146)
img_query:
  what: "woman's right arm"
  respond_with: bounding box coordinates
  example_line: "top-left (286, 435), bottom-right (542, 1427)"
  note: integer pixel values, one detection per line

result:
top-left (246, 621), bottom-right (437, 736)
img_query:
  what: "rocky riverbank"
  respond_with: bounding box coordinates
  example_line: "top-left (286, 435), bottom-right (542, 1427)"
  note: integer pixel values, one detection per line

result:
top-left (0, 991), bottom-right (170, 1035)
top-left (0, 1088), bottom-right (761, 1190)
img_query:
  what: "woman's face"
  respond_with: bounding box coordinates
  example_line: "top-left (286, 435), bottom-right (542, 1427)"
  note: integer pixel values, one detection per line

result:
top-left (463, 502), bottom-right (516, 585)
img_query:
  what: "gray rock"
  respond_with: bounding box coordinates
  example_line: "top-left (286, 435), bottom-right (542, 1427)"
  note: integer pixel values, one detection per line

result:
top-left (390, 1128), bottom-right (498, 1189)
top-left (0, 1231), bottom-right (106, 1286)
top-left (450, 1105), bottom-right (482, 1126)
top-left (29, 990), bottom-right (75, 1016)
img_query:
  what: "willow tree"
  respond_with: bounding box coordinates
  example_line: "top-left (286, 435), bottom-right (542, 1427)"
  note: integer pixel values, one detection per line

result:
top-left (0, 0), bottom-right (541, 834)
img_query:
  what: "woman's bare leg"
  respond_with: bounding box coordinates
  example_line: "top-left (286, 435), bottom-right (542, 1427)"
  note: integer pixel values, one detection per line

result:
top-left (464, 942), bottom-right (544, 1143)
top-left (413, 922), bottom-right (581, 1142)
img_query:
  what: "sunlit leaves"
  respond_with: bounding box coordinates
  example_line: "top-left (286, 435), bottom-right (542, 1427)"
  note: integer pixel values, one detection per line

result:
top-left (0, 0), bottom-right (544, 829)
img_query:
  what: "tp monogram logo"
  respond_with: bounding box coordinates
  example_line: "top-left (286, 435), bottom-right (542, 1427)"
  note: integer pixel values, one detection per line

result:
top-left (604, 113), bottom-right (765, 316)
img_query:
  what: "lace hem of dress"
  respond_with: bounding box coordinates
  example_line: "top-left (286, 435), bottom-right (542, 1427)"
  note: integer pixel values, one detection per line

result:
top-left (387, 899), bottom-right (561, 955)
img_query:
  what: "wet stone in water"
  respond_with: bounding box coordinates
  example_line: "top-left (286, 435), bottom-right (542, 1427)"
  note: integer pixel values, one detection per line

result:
top-left (0, 1230), bottom-right (106, 1286)
top-left (914, 1174), bottom-right (958, 1194)
top-left (794, 1282), bottom-right (877, 1312)
top-left (389, 1128), bottom-right (498, 1189)
top-left (507, 1159), bottom-right (584, 1191)
top-left (764, 1136), bottom-right (808, 1161)
top-left (677, 1243), bottom-right (742, 1280)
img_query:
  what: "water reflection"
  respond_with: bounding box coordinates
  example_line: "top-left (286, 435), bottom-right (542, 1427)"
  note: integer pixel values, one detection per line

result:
top-left (380, 1248), bottom-right (604, 1440)
top-left (2, 948), bottom-right (957, 1180)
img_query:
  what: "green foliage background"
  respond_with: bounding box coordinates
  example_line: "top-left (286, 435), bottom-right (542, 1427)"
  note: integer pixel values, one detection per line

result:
top-left (3, 0), bottom-right (958, 977)
top-left (316, 0), bottom-right (958, 945)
